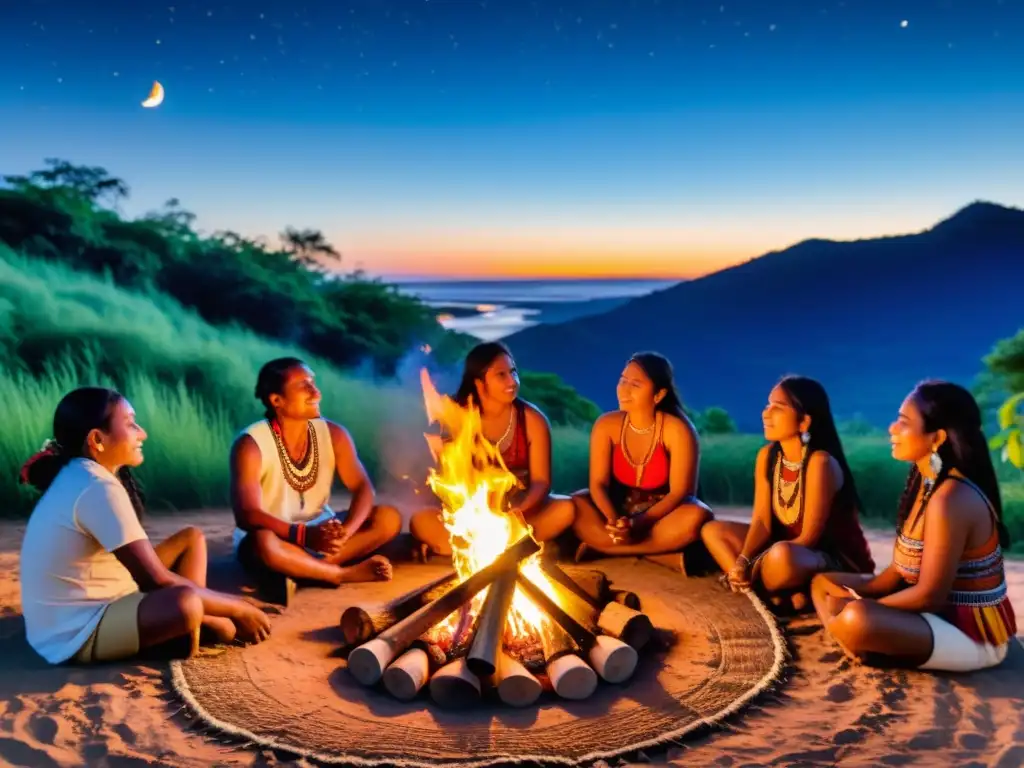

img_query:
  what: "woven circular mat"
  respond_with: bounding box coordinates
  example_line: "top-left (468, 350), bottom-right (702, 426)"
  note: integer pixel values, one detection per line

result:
top-left (171, 558), bottom-right (786, 767)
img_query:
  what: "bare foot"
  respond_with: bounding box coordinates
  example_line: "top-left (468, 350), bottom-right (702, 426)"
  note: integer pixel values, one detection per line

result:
top-left (201, 615), bottom-right (237, 645)
top-left (338, 555), bottom-right (393, 583)
top-left (574, 542), bottom-right (591, 563)
top-left (415, 542), bottom-right (432, 563)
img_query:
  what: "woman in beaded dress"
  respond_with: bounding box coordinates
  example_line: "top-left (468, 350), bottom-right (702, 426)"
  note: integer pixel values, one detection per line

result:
top-left (571, 352), bottom-right (712, 558)
top-left (701, 376), bottom-right (874, 611)
top-left (409, 341), bottom-right (576, 559)
top-left (810, 381), bottom-right (1015, 671)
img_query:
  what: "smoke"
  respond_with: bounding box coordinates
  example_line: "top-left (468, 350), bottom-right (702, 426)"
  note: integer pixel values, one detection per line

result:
top-left (361, 342), bottom-right (464, 519)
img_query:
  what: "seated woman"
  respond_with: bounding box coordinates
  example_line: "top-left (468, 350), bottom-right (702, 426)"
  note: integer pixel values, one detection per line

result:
top-left (811, 381), bottom-right (1015, 672)
top-left (19, 387), bottom-right (271, 666)
top-left (572, 352), bottom-right (712, 559)
top-left (701, 376), bottom-right (874, 609)
top-left (409, 341), bottom-right (575, 559)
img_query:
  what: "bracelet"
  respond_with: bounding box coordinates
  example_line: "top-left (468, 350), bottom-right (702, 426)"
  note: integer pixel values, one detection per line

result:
top-left (288, 523), bottom-right (307, 548)
top-left (735, 554), bottom-right (751, 567)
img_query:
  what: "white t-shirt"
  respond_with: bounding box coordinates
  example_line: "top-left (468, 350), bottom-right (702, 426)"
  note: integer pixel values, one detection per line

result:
top-left (20, 458), bottom-right (148, 664)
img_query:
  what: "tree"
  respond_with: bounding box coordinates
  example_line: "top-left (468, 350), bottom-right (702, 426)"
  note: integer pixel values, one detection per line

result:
top-left (984, 329), bottom-right (1024, 469)
top-left (991, 393), bottom-right (1023, 469)
top-left (280, 227), bottom-right (341, 271)
top-left (698, 406), bottom-right (737, 435)
top-left (3, 158), bottom-right (129, 208)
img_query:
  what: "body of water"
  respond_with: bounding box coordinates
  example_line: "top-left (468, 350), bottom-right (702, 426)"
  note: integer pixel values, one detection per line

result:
top-left (395, 279), bottom-right (678, 340)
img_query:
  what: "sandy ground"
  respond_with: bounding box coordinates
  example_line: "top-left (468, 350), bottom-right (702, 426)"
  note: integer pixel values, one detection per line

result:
top-left (0, 506), bottom-right (1022, 768)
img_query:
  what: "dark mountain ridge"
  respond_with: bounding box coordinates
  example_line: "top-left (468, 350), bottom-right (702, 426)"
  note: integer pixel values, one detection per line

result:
top-left (505, 201), bottom-right (1024, 431)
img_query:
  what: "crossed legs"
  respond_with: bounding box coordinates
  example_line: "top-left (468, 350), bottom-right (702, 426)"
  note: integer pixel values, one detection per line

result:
top-left (701, 520), bottom-right (833, 610)
top-left (238, 505), bottom-right (401, 586)
top-left (571, 492), bottom-right (712, 557)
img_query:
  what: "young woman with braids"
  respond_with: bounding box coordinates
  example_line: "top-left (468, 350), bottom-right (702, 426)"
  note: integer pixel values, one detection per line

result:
top-left (230, 358), bottom-right (401, 604)
top-left (572, 352), bottom-right (712, 559)
top-left (811, 381), bottom-right (1016, 671)
top-left (701, 376), bottom-right (874, 610)
top-left (409, 341), bottom-right (576, 559)
top-left (18, 387), bottom-right (271, 666)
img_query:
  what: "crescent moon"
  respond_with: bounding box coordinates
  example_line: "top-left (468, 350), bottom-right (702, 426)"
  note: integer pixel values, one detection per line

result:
top-left (141, 81), bottom-right (165, 108)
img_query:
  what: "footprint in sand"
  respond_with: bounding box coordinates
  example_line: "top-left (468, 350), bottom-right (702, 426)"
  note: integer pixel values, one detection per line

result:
top-left (826, 682), bottom-right (854, 703)
top-left (26, 714), bottom-right (58, 745)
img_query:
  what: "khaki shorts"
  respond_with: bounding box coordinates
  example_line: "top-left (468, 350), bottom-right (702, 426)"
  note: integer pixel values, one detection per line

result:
top-left (74, 591), bottom-right (146, 664)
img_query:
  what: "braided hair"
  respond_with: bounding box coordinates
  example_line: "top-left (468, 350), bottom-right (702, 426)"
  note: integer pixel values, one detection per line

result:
top-left (19, 387), bottom-right (146, 521)
top-left (254, 357), bottom-right (307, 420)
top-left (896, 380), bottom-right (1008, 547)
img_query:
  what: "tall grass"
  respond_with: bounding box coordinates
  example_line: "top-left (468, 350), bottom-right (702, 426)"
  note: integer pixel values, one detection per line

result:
top-left (2, 246), bottom-right (1021, 548)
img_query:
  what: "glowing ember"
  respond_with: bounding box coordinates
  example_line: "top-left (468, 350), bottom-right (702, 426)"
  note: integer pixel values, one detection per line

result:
top-left (419, 368), bottom-right (559, 641)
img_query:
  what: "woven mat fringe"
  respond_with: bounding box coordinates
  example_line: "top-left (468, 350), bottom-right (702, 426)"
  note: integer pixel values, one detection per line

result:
top-left (166, 586), bottom-right (788, 768)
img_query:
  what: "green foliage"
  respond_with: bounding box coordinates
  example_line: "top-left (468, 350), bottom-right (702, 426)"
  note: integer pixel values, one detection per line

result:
top-left (519, 371), bottom-right (601, 428)
top-left (696, 406), bottom-right (737, 435)
top-left (0, 159), bottom-right (453, 374)
top-left (990, 393), bottom-right (1024, 469)
top-left (983, 329), bottom-right (1024, 470)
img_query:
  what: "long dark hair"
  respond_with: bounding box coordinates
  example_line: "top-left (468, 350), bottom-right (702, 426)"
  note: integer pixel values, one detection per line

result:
top-left (896, 380), bottom-right (1008, 547)
top-left (454, 342), bottom-right (515, 408)
top-left (18, 387), bottom-right (146, 520)
top-left (768, 375), bottom-right (863, 515)
top-left (255, 356), bottom-right (306, 420)
top-left (628, 352), bottom-right (687, 422)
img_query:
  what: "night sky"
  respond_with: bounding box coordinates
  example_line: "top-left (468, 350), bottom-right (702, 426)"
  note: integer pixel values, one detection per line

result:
top-left (1, 0), bottom-right (1022, 278)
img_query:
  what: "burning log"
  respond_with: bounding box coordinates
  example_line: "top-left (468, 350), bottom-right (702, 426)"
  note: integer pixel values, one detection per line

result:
top-left (540, 561), bottom-right (652, 651)
top-left (540, 621), bottom-right (597, 700)
top-left (466, 570), bottom-right (517, 677)
top-left (494, 651), bottom-right (542, 707)
top-left (339, 571), bottom-right (459, 646)
top-left (515, 573), bottom-right (598, 651)
top-left (347, 535), bottom-right (540, 686)
top-left (382, 639), bottom-right (447, 701)
top-left (543, 563), bottom-right (609, 609)
top-left (429, 657), bottom-right (481, 709)
top-left (597, 601), bottom-right (653, 651)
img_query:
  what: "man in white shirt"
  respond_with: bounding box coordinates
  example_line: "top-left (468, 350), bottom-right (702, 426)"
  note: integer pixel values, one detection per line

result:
top-left (230, 358), bottom-right (402, 604)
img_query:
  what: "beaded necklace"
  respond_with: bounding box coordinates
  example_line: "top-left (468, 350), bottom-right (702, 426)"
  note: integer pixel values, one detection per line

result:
top-left (269, 419), bottom-right (320, 512)
top-left (773, 445), bottom-right (807, 527)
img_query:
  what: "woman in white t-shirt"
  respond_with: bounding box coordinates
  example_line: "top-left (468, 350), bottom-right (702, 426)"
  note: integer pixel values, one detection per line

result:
top-left (19, 387), bottom-right (272, 665)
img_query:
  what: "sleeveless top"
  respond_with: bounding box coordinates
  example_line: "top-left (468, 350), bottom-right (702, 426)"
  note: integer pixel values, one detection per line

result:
top-left (233, 419), bottom-right (336, 542)
top-left (893, 475), bottom-right (1016, 647)
top-left (501, 400), bottom-right (530, 491)
top-left (610, 413), bottom-right (671, 517)
top-left (766, 444), bottom-right (875, 573)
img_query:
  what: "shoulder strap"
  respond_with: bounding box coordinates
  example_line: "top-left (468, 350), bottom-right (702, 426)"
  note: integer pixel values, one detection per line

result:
top-left (947, 474), bottom-right (998, 519)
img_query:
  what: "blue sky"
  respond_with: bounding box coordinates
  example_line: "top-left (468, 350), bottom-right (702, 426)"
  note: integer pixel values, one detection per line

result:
top-left (1, 0), bottom-right (1022, 277)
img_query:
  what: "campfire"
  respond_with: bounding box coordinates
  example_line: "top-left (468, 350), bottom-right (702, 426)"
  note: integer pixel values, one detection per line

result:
top-left (340, 370), bottom-right (655, 708)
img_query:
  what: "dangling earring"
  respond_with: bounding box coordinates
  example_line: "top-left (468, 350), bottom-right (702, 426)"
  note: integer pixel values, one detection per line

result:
top-left (929, 450), bottom-right (942, 477)
top-left (800, 430), bottom-right (810, 446)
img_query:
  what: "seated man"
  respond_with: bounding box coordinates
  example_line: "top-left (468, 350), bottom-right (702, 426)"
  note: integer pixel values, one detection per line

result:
top-left (230, 357), bottom-right (401, 604)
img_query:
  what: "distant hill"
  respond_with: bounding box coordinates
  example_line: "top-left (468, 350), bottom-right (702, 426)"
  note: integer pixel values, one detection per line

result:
top-left (504, 202), bottom-right (1024, 430)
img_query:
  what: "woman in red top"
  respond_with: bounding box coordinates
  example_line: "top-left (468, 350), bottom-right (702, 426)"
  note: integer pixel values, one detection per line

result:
top-left (702, 376), bottom-right (875, 611)
top-left (572, 352), bottom-right (712, 558)
top-left (811, 381), bottom-right (1015, 671)
top-left (409, 342), bottom-right (575, 559)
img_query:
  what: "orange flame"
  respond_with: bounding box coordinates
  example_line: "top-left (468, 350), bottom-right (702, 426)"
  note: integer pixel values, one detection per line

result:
top-left (419, 368), bottom-right (557, 640)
